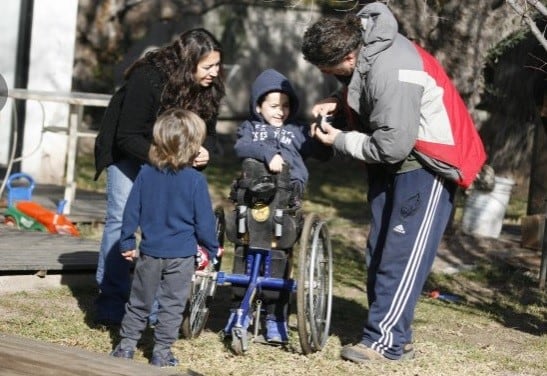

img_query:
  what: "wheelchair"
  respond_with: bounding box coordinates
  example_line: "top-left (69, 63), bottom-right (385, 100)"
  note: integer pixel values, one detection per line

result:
top-left (181, 158), bottom-right (333, 355)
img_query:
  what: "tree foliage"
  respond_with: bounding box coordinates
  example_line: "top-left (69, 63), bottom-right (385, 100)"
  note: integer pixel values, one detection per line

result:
top-left (74, 0), bottom-right (546, 180)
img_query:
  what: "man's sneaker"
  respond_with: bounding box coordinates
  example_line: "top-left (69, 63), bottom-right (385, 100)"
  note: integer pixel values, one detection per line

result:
top-left (341, 343), bottom-right (385, 363)
top-left (150, 351), bottom-right (179, 368)
top-left (401, 342), bottom-right (415, 360)
top-left (341, 342), bottom-right (415, 363)
top-left (110, 344), bottom-right (134, 359)
top-left (265, 319), bottom-right (288, 344)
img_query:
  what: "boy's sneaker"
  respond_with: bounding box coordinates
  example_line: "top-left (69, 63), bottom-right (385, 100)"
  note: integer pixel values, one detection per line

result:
top-left (150, 351), bottom-right (179, 368)
top-left (265, 319), bottom-right (288, 344)
top-left (110, 344), bottom-right (134, 359)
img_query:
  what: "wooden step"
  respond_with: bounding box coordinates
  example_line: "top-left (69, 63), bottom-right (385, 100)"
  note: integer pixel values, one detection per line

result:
top-left (0, 333), bottom-right (189, 376)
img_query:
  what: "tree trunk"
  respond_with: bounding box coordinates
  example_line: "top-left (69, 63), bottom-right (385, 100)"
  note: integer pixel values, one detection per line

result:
top-left (527, 94), bottom-right (547, 215)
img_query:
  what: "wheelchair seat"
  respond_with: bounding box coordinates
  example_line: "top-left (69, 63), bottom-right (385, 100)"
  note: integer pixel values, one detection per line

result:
top-left (225, 158), bottom-right (299, 251)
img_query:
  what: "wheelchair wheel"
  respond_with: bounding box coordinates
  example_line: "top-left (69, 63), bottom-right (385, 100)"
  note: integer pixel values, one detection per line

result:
top-left (213, 205), bottom-right (226, 271)
top-left (180, 206), bottom-right (225, 338)
top-left (296, 213), bottom-right (333, 354)
top-left (180, 271), bottom-right (215, 339)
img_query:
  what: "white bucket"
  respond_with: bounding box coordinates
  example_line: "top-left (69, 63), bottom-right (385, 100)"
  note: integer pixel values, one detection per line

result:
top-left (461, 176), bottom-right (515, 239)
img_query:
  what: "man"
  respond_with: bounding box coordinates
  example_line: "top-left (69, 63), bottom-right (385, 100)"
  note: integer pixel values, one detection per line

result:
top-left (302, 2), bottom-right (486, 362)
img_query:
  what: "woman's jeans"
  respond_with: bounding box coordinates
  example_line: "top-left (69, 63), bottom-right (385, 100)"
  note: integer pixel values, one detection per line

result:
top-left (95, 159), bottom-right (141, 324)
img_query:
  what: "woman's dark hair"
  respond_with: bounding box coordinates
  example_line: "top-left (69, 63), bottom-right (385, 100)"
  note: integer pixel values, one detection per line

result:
top-left (125, 28), bottom-right (225, 123)
top-left (301, 14), bottom-right (362, 67)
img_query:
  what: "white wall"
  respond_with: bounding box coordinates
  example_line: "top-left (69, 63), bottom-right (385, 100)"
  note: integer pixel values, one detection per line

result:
top-left (0, 1), bottom-right (22, 165)
top-left (20, 0), bottom-right (78, 184)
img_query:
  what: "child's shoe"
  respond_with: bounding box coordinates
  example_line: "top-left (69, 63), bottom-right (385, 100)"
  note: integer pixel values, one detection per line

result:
top-left (265, 317), bottom-right (288, 344)
top-left (150, 351), bottom-right (179, 367)
top-left (224, 310), bottom-right (251, 336)
top-left (110, 344), bottom-right (134, 359)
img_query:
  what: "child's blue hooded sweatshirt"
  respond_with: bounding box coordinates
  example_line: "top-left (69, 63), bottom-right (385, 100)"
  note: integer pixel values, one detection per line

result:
top-left (234, 69), bottom-right (331, 191)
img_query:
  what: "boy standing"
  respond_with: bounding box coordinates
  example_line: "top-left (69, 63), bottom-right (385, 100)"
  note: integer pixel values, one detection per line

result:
top-left (110, 109), bottom-right (220, 367)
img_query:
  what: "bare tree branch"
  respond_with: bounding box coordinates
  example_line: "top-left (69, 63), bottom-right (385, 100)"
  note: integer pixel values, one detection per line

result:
top-left (527, 0), bottom-right (547, 17)
top-left (507, 0), bottom-right (547, 51)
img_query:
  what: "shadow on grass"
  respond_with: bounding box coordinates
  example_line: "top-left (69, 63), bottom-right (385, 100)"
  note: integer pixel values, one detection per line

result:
top-left (329, 294), bottom-right (369, 346)
top-left (57, 277), bottom-right (187, 359)
top-left (425, 259), bottom-right (546, 336)
top-left (200, 283), bottom-right (368, 349)
top-left (56, 278), bottom-right (123, 350)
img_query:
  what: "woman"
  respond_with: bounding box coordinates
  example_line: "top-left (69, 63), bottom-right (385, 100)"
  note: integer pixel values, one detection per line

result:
top-left (94, 28), bottom-right (225, 326)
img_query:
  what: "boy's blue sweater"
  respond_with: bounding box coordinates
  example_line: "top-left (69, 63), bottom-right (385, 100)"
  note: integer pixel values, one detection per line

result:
top-left (120, 164), bottom-right (219, 259)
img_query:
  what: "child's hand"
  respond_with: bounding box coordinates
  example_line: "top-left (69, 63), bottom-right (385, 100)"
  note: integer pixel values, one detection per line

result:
top-left (121, 250), bottom-right (137, 262)
top-left (193, 146), bottom-right (210, 168)
top-left (196, 245), bottom-right (210, 270)
top-left (269, 154), bottom-right (284, 173)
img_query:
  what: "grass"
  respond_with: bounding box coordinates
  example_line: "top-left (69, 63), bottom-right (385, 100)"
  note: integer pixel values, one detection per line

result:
top-left (0, 141), bottom-right (545, 375)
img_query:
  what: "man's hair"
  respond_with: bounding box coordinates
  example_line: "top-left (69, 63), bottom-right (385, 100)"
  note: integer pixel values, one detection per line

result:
top-left (301, 14), bottom-right (362, 67)
top-left (149, 108), bottom-right (205, 171)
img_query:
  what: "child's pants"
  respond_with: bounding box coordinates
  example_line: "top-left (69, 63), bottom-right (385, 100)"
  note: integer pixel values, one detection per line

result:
top-left (119, 254), bottom-right (194, 357)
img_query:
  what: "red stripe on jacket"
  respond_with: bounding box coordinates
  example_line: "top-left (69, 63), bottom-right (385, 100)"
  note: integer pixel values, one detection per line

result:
top-left (413, 43), bottom-right (486, 188)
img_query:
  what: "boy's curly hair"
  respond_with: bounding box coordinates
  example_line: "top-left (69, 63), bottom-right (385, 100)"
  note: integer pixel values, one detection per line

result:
top-left (301, 14), bottom-right (362, 67)
top-left (149, 109), bottom-right (205, 171)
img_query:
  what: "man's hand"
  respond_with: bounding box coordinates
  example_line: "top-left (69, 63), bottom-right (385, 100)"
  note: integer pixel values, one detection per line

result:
top-left (311, 97), bottom-right (339, 117)
top-left (121, 249), bottom-right (137, 262)
top-left (311, 119), bottom-right (341, 146)
top-left (268, 154), bottom-right (284, 173)
top-left (193, 146), bottom-right (210, 168)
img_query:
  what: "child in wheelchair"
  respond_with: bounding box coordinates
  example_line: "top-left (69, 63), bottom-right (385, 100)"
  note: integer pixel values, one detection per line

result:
top-left (227, 69), bottom-right (332, 344)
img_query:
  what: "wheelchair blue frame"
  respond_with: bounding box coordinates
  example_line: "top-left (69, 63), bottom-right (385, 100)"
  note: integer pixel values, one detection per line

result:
top-left (181, 159), bottom-right (333, 355)
top-left (217, 247), bottom-right (296, 351)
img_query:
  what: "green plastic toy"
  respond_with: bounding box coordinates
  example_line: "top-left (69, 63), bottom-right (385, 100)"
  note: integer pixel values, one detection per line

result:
top-left (4, 206), bottom-right (48, 232)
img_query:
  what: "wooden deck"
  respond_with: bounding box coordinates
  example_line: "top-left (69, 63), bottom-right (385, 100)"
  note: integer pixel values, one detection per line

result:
top-left (0, 188), bottom-right (194, 375)
top-left (0, 225), bottom-right (99, 273)
top-left (0, 184), bottom-right (104, 275)
top-left (0, 333), bottom-right (188, 376)
top-left (28, 183), bottom-right (107, 223)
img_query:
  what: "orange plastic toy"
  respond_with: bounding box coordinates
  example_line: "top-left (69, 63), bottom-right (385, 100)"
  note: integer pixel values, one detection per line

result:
top-left (16, 201), bottom-right (80, 237)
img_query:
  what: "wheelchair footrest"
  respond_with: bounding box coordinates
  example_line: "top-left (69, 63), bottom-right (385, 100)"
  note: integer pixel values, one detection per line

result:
top-left (217, 272), bottom-right (296, 292)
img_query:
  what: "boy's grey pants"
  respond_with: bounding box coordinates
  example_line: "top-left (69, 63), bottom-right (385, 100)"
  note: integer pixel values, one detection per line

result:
top-left (119, 253), bottom-right (194, 356)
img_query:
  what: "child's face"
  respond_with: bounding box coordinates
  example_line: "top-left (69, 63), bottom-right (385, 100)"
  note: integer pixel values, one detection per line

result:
top-left (256, 92), bottom-right (290, 127)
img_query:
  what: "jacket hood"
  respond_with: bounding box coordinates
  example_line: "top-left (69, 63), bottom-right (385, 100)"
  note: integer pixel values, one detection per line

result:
top-left (347, 2), bottom-right (398, 113)
top-left (355, 2), bottom-right (398, 75)
top-left (249, 69), bottom-right (299, 123)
